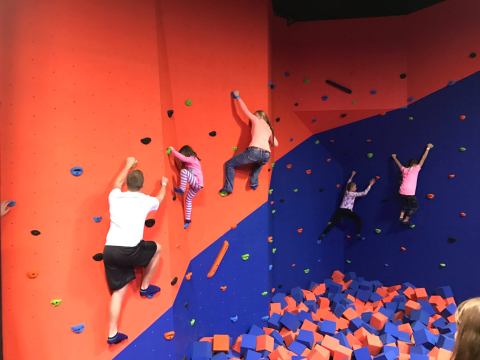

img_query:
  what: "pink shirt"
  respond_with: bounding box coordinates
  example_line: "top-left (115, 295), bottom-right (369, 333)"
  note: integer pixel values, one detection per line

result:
top-left (237, 98), bottom-right (276, 152)
top-left (171, 149), bottom-right (204, 187)
top-left (399, 165), bottom-right (421, 195)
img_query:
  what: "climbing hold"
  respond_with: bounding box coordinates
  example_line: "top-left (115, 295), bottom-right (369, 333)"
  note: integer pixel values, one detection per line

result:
top-left (164, 331), bottom-right (175, 340)
top-left (190, 319), bottom-right (196, 326)
top-left (384, 264), bottom-right (390, 268)
top-left (284, 71), bottom-right (290, 77)
top-left (400, 246), bottom-right (407, 252)
top-left (340, 113), bottom-right (347, 118)
top-left (166, 147), bottom-right (172, 155)
top-left (345, 259), bottom-right (352, 264)
top-left (31, 230), bottom-right (41, 236)
top-left (293, 188), bottom-right (299, 192)
top-left (336, 184), bottom-right (341, 189)
top-left (220, 285), bottom-right (227, 292)
top-left (375, 176), bottom-right (381, 180)
top-left (448, 237), bottom-right (457, 244)
top-left (311, 118), bottom-right (317, 123)
top-left (439, 262), bottom-right (447, 269)
top-left (185, 99), bottom-right (192, 106)
top-left (261, 315), bottom-right (269, 321)
top-left (92, 253), bottom-right (103, 261)
top-left (400, 73), bottom-right (407, 79)
top-left (304, 268), bottom-right (310, 274)
top-left (167, 109), bottom-right (174, 118)
top-left (326, 158), bottom-right (332, 163)
top-left (271, 209), bottom-right (276, 214)
top-left (375, 228), bottom-right (382, 234)
top-left (459, 212), bottom-right (467, 217)
top-left (207, 240), bottom-right (229, 278)
top-left (367, 152), bottom-right (374, 159)
top-left (329, 138), bottom-right (335, 143)
top-left (93, 216), bottom-right (102, 223)
top-left (297, 228), bottom-right (303, 234)
top-left (185, 272), bottom-right (192, 280)
top-left (230, 315), bottom-right (238, 323)
top-left (409, 224), bottom-right (416, 229)
top-left (208, 131), bottom-right (217, 137)
top-left (325, 79), bottom-right (352, 94)
top-left (70, 324), bottom-right (85, 334)
top-left (321, 95), bottom-right (329, 101)
top-left (145, 219), bottom-right (155, 228)
top-left (70, 166), bottom-right (83, 177)
top-left (261, 291), bottom-right (268, 296)
top-left (366, 139), bottom-right (373, 143)
top-left (268, 81), bottom-right (276, 90)
top-left (7, 201), bottom-right (16, 207)
top-left (286, 163), bottom-right (293, 169)
top-left (289, 137), bottom-right (294, 142)
top-left (170, 277), bottom-right (178, 286)
top-left (448, 174), bottom-right (456, 179)
top-left (315, 139), bottom-right (320, 145)
top-left (272, 248), bottom-right (277, 254)
top-left (408, 116), bottom-right (414, 121)
top-left (305, 169), bottom-right (312, 175)
top-left (268, 265), bottom-right (273, 271)
top-left (140, 137), bottom-right (151, 145)
top-left (291, 263), bottom-right (296, 268)
top-left (50, 299), bottom-right (62, 307)
top-left (275, 117), bottom-right (280, 123)
top-left (370, 89), bottom-right (377, 95)
top-left (303, 78), bottom-right (310, 84)
top-left (426, 193), bottom-right (435, 199)
top-left (458, 147), bottom-right (467, 152)
top-left (268, 189), bottom-right (273, 195)
top-left (459, 115), bottom-right (466, 121)
top-left (469, 52), bottom-right (477, 58)
top-left (294, 102), bottom-right (299, 107)
top-left (27, 272), bottom-right (39, 279)
top-left (232, 146), bottom-right (238, 152)
top-left (271, 162), bottom-right (275, 168)
top-left (241, 254), bottom-right (250, 261)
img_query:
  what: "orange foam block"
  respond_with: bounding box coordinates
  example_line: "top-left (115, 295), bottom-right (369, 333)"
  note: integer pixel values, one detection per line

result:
top-left (370, 312), bottom-right (388, 330)
top-left (399, 354), bottom-right (411, 360)
top-left (333, 344), bottom-right (353, 360)
top-left (342, 307), bottom-right (359, 321)
top-left (366, 333), bottom-right (383, 356)
top-left (321, 335), bottom-right (340, 352)
top-left (405, 300), bottom-right (421, 316)
top-left (436, 348), bottom-right (453, 360)
top-left (280, 328), bottom-right (297, 346)
top-left (301, 320), bottom-right (319, 332)
top-left (232, 336), bottom-right (242, 353)
top-left (270, 302), bottom-right (283, 316)
top-left (332, 270), bottom-right (345, 283)
top-left (307, 344), bottom-right (330, 360)
top-left (398, 323), bottom-right (413, 335)
top-left (303, 289), bottom-right (316, 301)
top-left (403, 287), bottom-right (416, 299)
top-left (354, 328), bottom-right (370, 345)
top-left (317, 297), bottom-right (330, 309)
top-left (397, 340), bottom-right (411, 354)
top-left (256, 334), bottom-right (274, 352)
top-left (213, 334), bottom-right (230, 352)
top-left (268, 346), bottom-right (291, 360)
top-left (415, 288), bottom-right (428, 301)
top-left (337, 318), bottom-right (349, 330)
top-left (312, 283), bottom-right (326, 296)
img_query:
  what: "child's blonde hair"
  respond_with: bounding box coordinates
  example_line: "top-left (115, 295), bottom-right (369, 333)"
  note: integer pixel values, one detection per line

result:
top-left (452, 297), bottom-right (480, 359)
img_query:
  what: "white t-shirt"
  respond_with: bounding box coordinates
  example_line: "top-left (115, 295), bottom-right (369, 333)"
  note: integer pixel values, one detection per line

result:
top-left (105, 188), bottom-right (160, 247)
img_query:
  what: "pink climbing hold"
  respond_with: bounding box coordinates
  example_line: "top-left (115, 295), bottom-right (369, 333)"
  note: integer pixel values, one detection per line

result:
top-left (297, 227), bottom-right (303, 234)
top-left (326, 158), bottom-right (332, 163)
top-left (286, 163), bottom-right (293, 169)
top-left (305, 169), bottom-right (312, 175)
top-left (459, 212), bottom-right (467, 218)
top-left (448, 174), bottom-right (456, 179)
top-left (400, 246), bottom-right (407, 252)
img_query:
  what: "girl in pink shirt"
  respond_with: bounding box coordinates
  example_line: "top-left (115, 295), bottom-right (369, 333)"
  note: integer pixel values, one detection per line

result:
top-left (219, 90), bottom-right (279, 196)
top-left (168, 145), bottom-right (203, 229)
top-left (392, 143), bottom-right (433, 224)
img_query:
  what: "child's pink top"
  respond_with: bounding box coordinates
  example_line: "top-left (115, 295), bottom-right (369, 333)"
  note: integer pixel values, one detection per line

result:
top-left (171, 149), bottom-right (204, 187)
top-left (237, 98), bottom-right (274, 152)
top-left (399, 165), bottom-right (421, 195)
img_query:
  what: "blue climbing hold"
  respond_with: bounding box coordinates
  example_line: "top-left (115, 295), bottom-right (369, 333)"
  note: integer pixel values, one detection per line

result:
top-left (93, 216), bottom-right (102, 223)
top-left (70, 166), bottom-right (83, 177)
top-left (321, 95), bottom-right (329, 101)
top-left (71, 323), bottom-right (85, 334)
top-left (7, 200), bottom-right (16, 207)
top-left (370, 89), bottom-right (377, 95)
top-left (230, 315), bottom-right (238, 323)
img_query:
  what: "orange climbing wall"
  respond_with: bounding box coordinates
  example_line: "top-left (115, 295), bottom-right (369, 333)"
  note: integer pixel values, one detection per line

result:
top-left (0, 0), bottom-right (284, 359)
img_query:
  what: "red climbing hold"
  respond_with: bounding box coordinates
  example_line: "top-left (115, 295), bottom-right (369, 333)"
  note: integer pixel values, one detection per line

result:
top-left (400, 246), bottom-right (407, 252)
top-left (267, 236), bottom-right (273, 243)
top-left (305, 169), bottom-right (312, 175)
top-left (459, 212), bottom-right (467, 218)
top-left (297, 228), bottom-right (303, 234)
top-left (375, 176), bottom-right (381, 180)
top-left (286, 163), bottom-right (293, 169)
top-left (459, 115), bottom-right (466, 121)
top-left (448, 174), bottom-right (456, 179)
top-left (426, 194), bottom-right (435, 199)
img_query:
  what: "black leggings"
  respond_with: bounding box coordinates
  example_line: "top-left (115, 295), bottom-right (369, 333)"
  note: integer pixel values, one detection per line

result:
top-left (399, 195), bottom-right (418, 217)
top-left (322, 208), bottom-right (362, 235)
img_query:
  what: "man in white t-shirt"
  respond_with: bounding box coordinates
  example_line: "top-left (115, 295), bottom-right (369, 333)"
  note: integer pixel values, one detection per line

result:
top-left (104, 156), bottom-right (168, 345)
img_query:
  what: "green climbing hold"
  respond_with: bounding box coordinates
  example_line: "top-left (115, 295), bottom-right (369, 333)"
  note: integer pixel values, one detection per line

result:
top-left (190, 319), bottom-right (196, 326)
top-left (241, 254), bottom-right (250, 261)
top-left (293, 188), bottom-right (299, 193)
top-left (459, 147), bottom-right (467, 152)
top-left (409, 224), bottom-right (416, 229)
top-left (345, 259), bottom-right (352, 264)
top-left (185, 99), bottom-right (192, 106)
top-left (269, 189), bottom-right (274, 195)
top-left (315, 139), bottom-right (320, 145)
top-left (166, 147), bottom-right (172, 155)
top-left (272, 248), bottom-right (277, 254)
top-left (232, 146), bottom-right (238, 152)
top-left (439, 262), bottom-right (447, 269)
top-left (271, 162), bottom-right (275, 168)
top-left (367, 152), bottom-right (374, 159)
top-left (261, 291), bottom-right (268, 296)
top-left (303, 78), bottom-right (310, 84)
top-left (50, 299), bottom-right (62, 307)
top-left (304, 268), bottom-right (310, 274)
top-left (375, 228), bottom-right (382, 234)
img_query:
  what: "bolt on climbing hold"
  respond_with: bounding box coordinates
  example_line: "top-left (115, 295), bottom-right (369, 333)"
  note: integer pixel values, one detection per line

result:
top-left (70, 166), bottom-right (83, 177)
top-left (408, 116), bottom-right (414, 121)
top-left (271, 209), bottom-right (276, 214)
top-left (305, 169), bottom-right (312, 174)
top-left (375, 228), bottom-right (382, 234)
top-left (145, 219), bottom-right (155, 227)
top-left (286, 163), bottom-right (293, 169)
top-left (297, 228), bottom-right (303, 234)
top-left (409, 224), bottom-right (416, 229)
top-left (459, 115), bottom-right (466, 121)
top-left (209, 131), bottom-right (217, 137)
top-left (27, 272), bottom-right (39, 279)
top-left (315, 139), bottom-right (320, 145)
top-left (190, 319), bottom-right (196, 326)
top-left (220, 285), bottom-right (227, 292)
top-left (459, 212), bottom-right (467, 217)
top-left (185, 272), bottom-right (192, 280)
top-left (345, 259), bottom-right (352, 264)
top-left (93, 216), bottom-right (102, 223)
top-left (170, 277), bottom-right (178, 286)
top-left (367, 152), bottom-right (374, 159)
top-left (448, 174), bottom-right (456, 179)
top-left (166, 147), bottom-right (172, 155)
top-left (426, 194), bottom-right (435, 199)
top-left (31, 230), bottom-right (41, 236)
top-left (400, 246), bottom-right (407, 252)
top-left (439, 262), bottom-right (447, 269)
top-left (293, 188), bottom-right (299, 192)
top-left (304, 269), bottom-right (310, 274)
top-left (167, 109), bottom-right (174, 118)
top-left (92, 253), bottom-right (103, 261)
top-left (164, 331), bottom-right (175, 340)
top-left (261, 291), bottom-right (268, 296)
top-left (241, 254), bottom-right (250, 261)
top-left (71, 324), bottom-right (85, 334)
top-left (458, 147), bottom-right (467, 152)
top-left (185, 99), bottom-right (192, 106)
top-left (232, 146), bottom-right (238, 152)
top-left (272, 248), bottom-right (277, 254)
top-left (50, 299), bottom-right (62, 307)
top-left (140, 137), bottom-right (151, 145)
top-left (267, 236), bottom-right (273, 243)
top-left (230, 315), bottom-right (238, 323)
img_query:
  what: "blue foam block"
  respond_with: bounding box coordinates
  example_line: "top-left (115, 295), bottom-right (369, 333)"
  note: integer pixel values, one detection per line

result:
top-left (297, 330), bottom-right (314, 348)
top-left (288, 341), bottom-right (307, 355)
top-left (319, 320), bottom-right (336, 335)
top-left (191, 342), bottom-right (213, 359)
top-left (272, 293), bottom-right (288, 308)
top-left (268, 313), bottom-right (281, 329)
top-left (244, 350), bottom-right (262, 360)
top-left (248, 325), bottom-right (264, 336)
top-left (240, 334), bottom-right (257, 354)
top-left (280, 312), bottom-right (300, 331)
top-left (441, 303), bottom-right (457, 317)
top-left (437, 334), bottom-right (455, 351)
top-left (353, 347), bottom-right (372, 360)
top-left (291, 287), bottom-right (304, 303)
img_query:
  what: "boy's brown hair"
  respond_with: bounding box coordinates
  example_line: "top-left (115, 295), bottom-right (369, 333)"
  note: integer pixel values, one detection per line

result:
top-left (127, 170), bottom-right (144, 191)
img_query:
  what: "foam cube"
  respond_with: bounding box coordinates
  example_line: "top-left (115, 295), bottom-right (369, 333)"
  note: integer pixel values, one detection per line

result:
top-left (297, 330), bottom-right (314, 348)
top-left (280, 312), bottom-right (301, 331)
top-left (353, 347), bottom-right (371, 360)
top-left (256, 334), bottom-right (274, 352)
top-left (240, 334), bottom-right (257, 355)
top-left (191, 341), bottom-right (213, 359)
top-left (308, 344), bottom-right (330, 360)
top-left (319, 320), bottom-right (336, 335)
top-left (213, 335), bottom-right (230, 352)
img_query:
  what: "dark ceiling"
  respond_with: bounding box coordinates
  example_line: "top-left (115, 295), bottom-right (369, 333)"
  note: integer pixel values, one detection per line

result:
top-left (272, 0), bottom-right (446, 22)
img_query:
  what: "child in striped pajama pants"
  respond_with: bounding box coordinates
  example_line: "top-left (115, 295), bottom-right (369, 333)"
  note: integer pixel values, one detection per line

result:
top-left (168, 145), bottom-right (204, 229)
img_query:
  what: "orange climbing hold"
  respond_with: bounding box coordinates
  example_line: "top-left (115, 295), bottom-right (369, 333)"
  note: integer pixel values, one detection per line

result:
top-left (267, 236), bottom-right (273, 243)
top-left (27, 272), bottom-right (39, 279)
top-left (220, 285), bottom-right (227, 292)
top-left (426, 193), bottom-right (435, 199)
top-left (207, 240), bottom-right (229, 278)
top-left (185, 272), bottom-right (192, 280)
top-left (164, 331), bottom-right (175, 340)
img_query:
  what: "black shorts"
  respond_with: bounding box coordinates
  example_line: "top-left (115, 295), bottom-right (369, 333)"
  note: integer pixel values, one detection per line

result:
top-left (103, 240), bottom-right (157, 292)
top-left (399, 195), bottom-right (419, 214)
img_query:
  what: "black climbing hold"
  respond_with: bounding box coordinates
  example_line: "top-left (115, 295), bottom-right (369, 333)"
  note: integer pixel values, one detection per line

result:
top-left (209, 131), bottom-right (217, 137)
top-left (167, 109), bottom-right (174, 118)
top-left (92, 253), bottom-right (103, 261)
top-left (325, 79), bottom-right (352, 94)
top-left (400, 73), bottom-right (407, 79)
top-left (340, 113), bottom-right (347, 118)
top-left (294, 102), bottom-right (299, 107)
top-left (184, 302), bottom-right (189, 309)
top-left (469, 52), bottom-right (477, 58)
top-left (284, 71), bottom-right (290, 77)
top-left (173, 194), bottom-right (177, 201)
top-left (269, 82), bottom-right (276, 90)
top-left (141, 137), bottom-right (151, 145)
top-left (447, 237), bottom-right (457, 244)
top-left (275, 117), bottom-right (280, 123)
top-left (145, 219), bottom-right (155, 228)
top-left (171, 277), bottom-right (178, 286)
top-left (318, 188), bottom-right (324, 192)
top-left (279, 198), bottom-right (285, 203)
top-left (31, 230), bottom-right (41, 236)
top-left (277, 284), bottom-right (283, 289)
